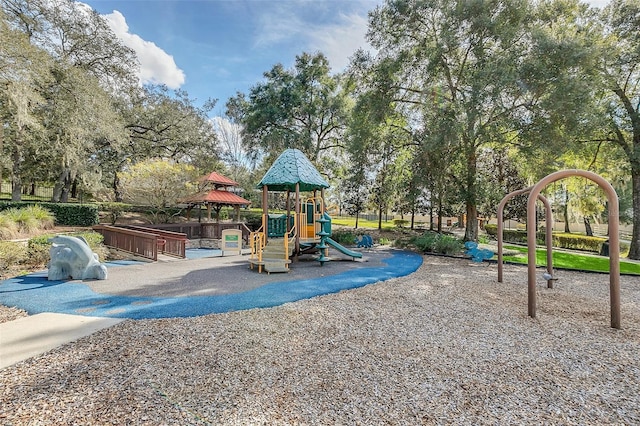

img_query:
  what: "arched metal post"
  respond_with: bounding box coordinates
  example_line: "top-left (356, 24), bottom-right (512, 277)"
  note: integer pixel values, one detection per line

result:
top-left (527, 170), bottom-right (620, 329)
top-left (497, 187), bottom-right (553, 286)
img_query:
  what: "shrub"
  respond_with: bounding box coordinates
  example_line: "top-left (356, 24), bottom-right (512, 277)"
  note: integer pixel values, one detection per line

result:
top-left (412, 231), bottom-right (464, 255)
top-left (38, 203), bottom-right (99, 226)
top-left (434, 235), bottom-right (464, 255)
top-left (0, 241), bottom-right (28, 277)
top-left (485, 224), bottom-right (497, 236)
top-left (332, 229), bottom-right (357, 246)
top-left (3, 207), bottom-right (39, 234)
top-left (243, 212), bottom-right (263, 231)
top-left (99, 202), bottom-right (129, 225)
top-left (412, 231), bottom-right (440, 252)
top-left (0, 214), bottom-right (19, 240)
top-left (393, 219), bottom-right (409, 228)
top-left (28, 230), bottom-right (107, 262)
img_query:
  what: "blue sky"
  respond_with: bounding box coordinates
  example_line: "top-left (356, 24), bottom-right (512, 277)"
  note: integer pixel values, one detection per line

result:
top-left (82, 0), bottom-right (380, 115)
top-left (81, 0), bottom-right (610, 117)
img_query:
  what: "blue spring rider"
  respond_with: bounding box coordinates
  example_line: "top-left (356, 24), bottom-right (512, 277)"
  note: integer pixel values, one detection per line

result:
top-left (464, 241), bottom-right (494, 263)
top-left (355, 235), bottom-right (373, 248)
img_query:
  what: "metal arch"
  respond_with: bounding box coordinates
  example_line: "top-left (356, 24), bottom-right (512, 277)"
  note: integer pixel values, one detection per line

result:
top-left (497, 187), bottom-right (553, 286)
top-left (526, 170), bottom-right (621, 329)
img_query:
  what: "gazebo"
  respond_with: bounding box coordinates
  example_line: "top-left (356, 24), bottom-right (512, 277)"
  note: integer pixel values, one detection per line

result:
top-left (180, 171), bottom-right (250, 222)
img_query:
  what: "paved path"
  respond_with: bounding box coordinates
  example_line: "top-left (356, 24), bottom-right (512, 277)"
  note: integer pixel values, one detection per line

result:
top-left (0, 248), bottom-right (423, 368)
top-left (0, 313), bottom-right (123, 369)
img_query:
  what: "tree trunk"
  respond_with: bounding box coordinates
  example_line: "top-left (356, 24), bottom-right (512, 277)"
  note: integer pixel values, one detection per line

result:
top-left (628, 172), bottom-right (640, 259)
top-left (71, 179), bottom-right (78, 199)
top-left (11, 143), bottom-right (22, 202)
top-left (355, 211), bottom-right (359, 229)
top-left (584, 216), bottom-right (593, 236)
top-left (437, 196), bottom-right (443, 233)
top-left (52, 168), bottom-right (69, 202)
top-left (463, 146), bottom-right (479, 242)
top-left (113, 173), bottom-right (123, 202)
top-left (564, 188), bottom-right (570, 233)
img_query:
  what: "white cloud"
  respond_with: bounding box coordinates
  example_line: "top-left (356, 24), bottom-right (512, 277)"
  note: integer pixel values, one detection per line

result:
top-left (254, 3), bottom-right (374, 73)
top-left (102, 10), bottom-right (185, 89)
top-left (307, 13), bottom-right (372, 71)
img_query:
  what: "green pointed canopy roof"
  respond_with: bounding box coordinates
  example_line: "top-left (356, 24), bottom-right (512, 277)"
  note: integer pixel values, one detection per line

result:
top-left (258, 149), bottom-right (330, 192)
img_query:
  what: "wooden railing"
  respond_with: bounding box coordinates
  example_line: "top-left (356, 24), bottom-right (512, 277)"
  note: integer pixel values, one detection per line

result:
top-left (93, 225), bottom-right (159, 261)
top-left (249, 228), bottom-right (266, 265)
top-left (141, 222), bottom-right (252, 243)
top-left (120, 226), bottom-right (187, 258)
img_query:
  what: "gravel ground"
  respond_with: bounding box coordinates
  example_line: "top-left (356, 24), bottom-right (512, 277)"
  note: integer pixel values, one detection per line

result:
top-left (1, 255), bottom-right (639, 425)
top-left (0, 305), bottom-right (28, 324)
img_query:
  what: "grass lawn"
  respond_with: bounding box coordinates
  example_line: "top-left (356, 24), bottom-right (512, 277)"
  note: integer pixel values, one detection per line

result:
top-left (502, 244), bottom-right (640, 275)
top-left (330, 216), bottom-right (397, 230)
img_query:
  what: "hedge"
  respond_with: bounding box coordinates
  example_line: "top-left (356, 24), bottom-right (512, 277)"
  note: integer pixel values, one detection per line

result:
top-left (0, 201), bottom-right (99, 226)
top-left (484, 224), bottom-right (627, 254)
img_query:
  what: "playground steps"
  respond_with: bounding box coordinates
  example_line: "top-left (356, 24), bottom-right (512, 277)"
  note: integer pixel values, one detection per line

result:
top-left (249, 238), bottom-right (291, 274)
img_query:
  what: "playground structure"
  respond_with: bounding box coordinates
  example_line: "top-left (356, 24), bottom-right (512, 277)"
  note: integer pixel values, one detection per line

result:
top-left (249, 149), bottom-right (362, 273)
top-left (496, 169), bottom-right (621, 329)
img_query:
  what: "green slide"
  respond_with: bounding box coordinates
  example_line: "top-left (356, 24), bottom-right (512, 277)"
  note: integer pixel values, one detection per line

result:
top-left (324, 237), bottom-right (363, 259)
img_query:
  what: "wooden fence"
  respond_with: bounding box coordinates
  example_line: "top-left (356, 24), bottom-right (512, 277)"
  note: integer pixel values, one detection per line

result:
top-left (142, 222), bottom-right (252, 243)
top-left (93, 225), bottom-right (161, 261)
top-left (120, 225), bottom-right (187, 258)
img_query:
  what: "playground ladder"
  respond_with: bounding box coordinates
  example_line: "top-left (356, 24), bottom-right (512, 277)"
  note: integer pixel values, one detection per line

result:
top-left (249, 230), bottom-right (292, 274)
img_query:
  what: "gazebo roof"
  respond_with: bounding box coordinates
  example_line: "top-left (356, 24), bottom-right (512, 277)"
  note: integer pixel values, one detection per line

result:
top-left (257, 149), bottom-right (329, 192)
top-left (180, 189), bottom-right (250, 206)
top-left (199, 171), bottom-right (239, 187)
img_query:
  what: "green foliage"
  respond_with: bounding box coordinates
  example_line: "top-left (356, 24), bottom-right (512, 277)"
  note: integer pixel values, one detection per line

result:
top-left (331, 229), bottom-right (357, 246)
top-left (0, 201), bottom-right (99, 226)
top-left (46, 203), bottom-right (99, 226)
top-left (412, 231), bottom-right (464, 255)
top-left (485, 224), bottom-right (628, 254)
top-left (242, 212), bottom-right (263, 231)
top-left (0, 214), bottom-right (19, 239)
top-left (28, 231), bottom-right (107, 265)
top-left (393, 219), bottom-right (409, 228)
top-left (0, 241), bottom-right (28, 276)
top-left (227, 52), bottom-right (349, 165)
top-left (0, 204), bottom-right (55, 236)
top-left (2, 205), bottom-right (55, 233)
top-left (502, 245), bottom-right (640, 275)
top-left (119, 159), bottom-right (198, 221)
top-left (99, 202), bottom-right (130, 225)
top-left (484, 224), bottom-right (498, 236)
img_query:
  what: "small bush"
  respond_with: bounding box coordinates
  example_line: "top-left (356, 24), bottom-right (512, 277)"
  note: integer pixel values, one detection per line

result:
top-left (332, 229), bottom-right (357, 246)
top-left (99, 202), bottom-right (129, 225)
top-left (0, 241), bottom-right (28, 277)
top-left (244, 213), bottom-right (263, 231)
top-left (0, 215), bottom-right (19, 239)
top-left (27, 231), bottom-right (108, 267)
top-left (3, 207), bottom-right (39, 234)
top-left (412, 231), bottom-right (464, 255)
top-left (413, 231), bottom-right (440, 252)
top-left (434, 235), bottom-right (464, 254)
top-left (393, 219), bottom-right (409, 228)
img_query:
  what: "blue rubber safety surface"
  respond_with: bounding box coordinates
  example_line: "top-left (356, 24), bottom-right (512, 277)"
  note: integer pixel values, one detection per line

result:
top-left (0, 250), bottom-right (423, 320)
